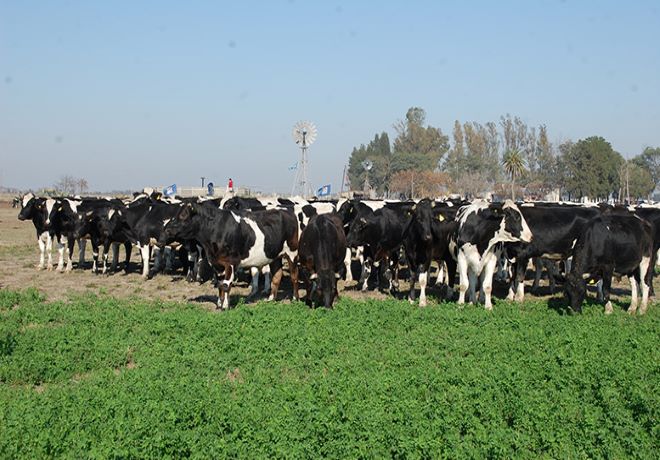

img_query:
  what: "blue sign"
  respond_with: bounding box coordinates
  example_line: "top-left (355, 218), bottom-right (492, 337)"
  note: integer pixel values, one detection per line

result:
top-left (163, 184), bottom-right (177, 196)
top-left (317, 184), bottom-right (331, 197)
top-left (207, 182), bottom-right (214, 196)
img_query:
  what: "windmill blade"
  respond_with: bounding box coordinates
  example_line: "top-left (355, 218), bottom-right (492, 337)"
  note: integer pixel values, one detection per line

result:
top-left (292, 121), bottom-right (317, 146)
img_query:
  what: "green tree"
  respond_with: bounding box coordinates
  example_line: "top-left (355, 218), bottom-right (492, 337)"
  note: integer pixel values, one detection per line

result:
top-left (563, 137), bottom-right (623, 200)
top-left (442, 120), bottom-right (466, 177)
top-left (347, 132), bottom-right (391, 194)
top-left (631, 147), bottom-right (660, 190)
top-left (501, 149), bottom-right (526, 200)
top-left (620, 161), bottom-right (655, 201)
top-left (392, 107), bottom-right (449, 172)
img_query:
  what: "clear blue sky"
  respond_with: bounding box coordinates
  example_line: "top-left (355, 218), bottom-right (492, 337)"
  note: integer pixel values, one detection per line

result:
top-left (1, 0), bottom-right (659, 193)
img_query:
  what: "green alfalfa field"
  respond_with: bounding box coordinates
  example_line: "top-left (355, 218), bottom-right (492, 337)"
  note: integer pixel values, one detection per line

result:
top-left (1, 286), bottom-right (659, 458)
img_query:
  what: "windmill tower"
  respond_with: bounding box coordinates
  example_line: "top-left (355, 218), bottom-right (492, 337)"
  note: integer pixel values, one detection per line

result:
top-left (361, 159), bottom-right (373, 194)
top-left (291, 121), bottom-right (317, 197)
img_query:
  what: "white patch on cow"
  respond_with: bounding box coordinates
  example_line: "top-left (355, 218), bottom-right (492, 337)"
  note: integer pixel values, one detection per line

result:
top-left (22, 193), bottom-right (34, 207)
top-left (344, 248), bottom-right (353, 282)
top-left (606, 225), bottom-right (610, 231)
top-left (503, 200), bottom-right (532, 243)
top-left (109, 209), bottom-right (115, 219)
top-left (457, 199), bottom-right (489, 228)
top-left (446, 201), bottom-right (454, 207)
top-left (639, 255), bottom-right (651, 314)
top-left (581, 272), bottom-right (592, 280)
top-left (571, 239), bottom-right (578, 249)
top-left (629, 275), bottom-right (639, 313)
top-left (540, 253), bottom-right (564, 260)
top-left (418, 271), bottom-right (428, 307)
top-left (237, 217), bottom-right (271, 268)
top-left (249, 267), bottom-right (259, 295)
top-left (162, 218), bottom-right (171, 226)
top-left (45, 199), bottom-right (56, 225)
top-left (66, 199), bottom-right (81, 214)
top-left (362, 200), bottom-right (386, 212)
top-left (520, 202), bottom-right (535, 207)
top-left (604, 300), bottom-right (613, 315)
top-left (230, 212), bottom-right (241, 223)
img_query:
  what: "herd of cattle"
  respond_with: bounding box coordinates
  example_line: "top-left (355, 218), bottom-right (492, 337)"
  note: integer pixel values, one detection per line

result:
top-left (14, 190), bottom-right (660, 314)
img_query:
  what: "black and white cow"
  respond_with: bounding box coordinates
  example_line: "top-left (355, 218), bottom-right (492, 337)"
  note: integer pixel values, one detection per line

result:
top-left (17, 193), bottom-right (57, 270)
top-left (451, 199), bottom-right (533, 310)
top-left (159, 202), bottom-right (299, 310)
top-left (72, 204), bottom-right (133, 274)
top-left (403, 199), bottom-right (458, 306)
top-left (506, 203), bottom-right (601, 302)
top-left (296, 213), bottom-right (347, 308)
top-left (345, 200), bottom-right (413, 293)
top-left (565, 213), bottom-right (655, 314)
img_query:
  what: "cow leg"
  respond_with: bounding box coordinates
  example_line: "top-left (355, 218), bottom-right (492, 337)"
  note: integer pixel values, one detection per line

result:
top-left (481, 253), bottom-right (498, 311)
top-left (601, 270), bottom-right (613, 314)
top-left (514, 260), bottom-right (526, 302)
top-left (360, 259), bottom-right (372, 292)
top-left (218, 264), bottom-right (235, 310)
top-left (78, 238), bottom-right (87, 268)
top-left (268, 259), bottom-right (283, 302)
top-left (457, 251), bottom-right (468, 305)
top-left (639, 255), bottom-right (652, 315)
top-left (37, 232), bottom-right (47, 270)
top-left (628, 275), bottom-right (639, 315)
top-left (506, 260), bottom-right (518, 301)
top-left (102, 241), bottom-right (112, 275)
top-left (186, 249), bottom-right (197, 282)
top-left (138, 244), bottom-right (150, 278)
top-left (565, 257), bottom-right (572, 275)
top-left (151, 246), bottom-right (162, 274)
top-left (65, 236), bottom-right (74, 272)
top-left (45, 234), bottom-right (53, 270)
top-left (408, 264), bottom-right (417, 304)
top-left (123, 242), bottom-right (132, 274)
top-left (418, 269), bottom-right (429, 307)
top-left (262, 265), bottom-right (272, 296)
top-left (344, 248), bottom-right (353, 283)
top-left (287, 257), bottom-right (299, 300)
top-left (55, 235), bottom-right (66, 272)
top-left (532, 258), bottom-right (543, 292)
top-left (91, 240), bottom-right (100, 274)
top-left (248, 267), bottom-right (260, 298)
top-left (434, 261), bottom-right (445, 286)
top-left (468, 269), bottom-right (478, 304)
top-left (110, 242), bottom-right (120, 272)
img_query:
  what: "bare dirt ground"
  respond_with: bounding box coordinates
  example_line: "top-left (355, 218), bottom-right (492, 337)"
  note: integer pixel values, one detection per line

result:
top-left (0, 200), bottom-right (644, 310)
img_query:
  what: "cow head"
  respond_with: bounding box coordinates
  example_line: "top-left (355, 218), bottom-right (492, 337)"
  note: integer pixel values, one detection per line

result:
top-left (17, 193), bottom-right (48, 224)
top-left (308, 270), bottom-right (340, 309)
top-left (159, 202), bottom-right (198, 245)
top-left (74, 210), bottom-right (96, 239)
top-left (408, 199), bottom-right (434, 242)
top-left (564, 272), bottom-right (586, 313)
top-left (346, 214), bottom-right (375, 248)
top-left (499, 201), bottom-right (533, 243)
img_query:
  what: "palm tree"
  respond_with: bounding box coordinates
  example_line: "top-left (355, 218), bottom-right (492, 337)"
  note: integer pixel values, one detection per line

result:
top-left (501, 149), bottom-right (526, 200)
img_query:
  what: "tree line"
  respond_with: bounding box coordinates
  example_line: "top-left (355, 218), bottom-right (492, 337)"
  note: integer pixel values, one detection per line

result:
top-left (347, 107), bottom-right (659, 201)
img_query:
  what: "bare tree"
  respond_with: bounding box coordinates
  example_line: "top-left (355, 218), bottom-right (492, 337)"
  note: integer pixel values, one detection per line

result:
top-left (54, 175), bottom-right (78, 195)
top-left (76, 178), bottom-right (89, 195)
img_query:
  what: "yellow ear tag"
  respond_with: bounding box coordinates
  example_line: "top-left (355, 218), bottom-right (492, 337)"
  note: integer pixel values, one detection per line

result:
top-left (437, 214), bottom-right (445, 222)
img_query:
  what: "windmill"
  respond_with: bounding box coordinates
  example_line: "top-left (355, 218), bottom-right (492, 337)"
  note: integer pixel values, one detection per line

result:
top-left (291, 121), bottom-right (317, 197)
top-left (361, 159), bottom-right (373, 194)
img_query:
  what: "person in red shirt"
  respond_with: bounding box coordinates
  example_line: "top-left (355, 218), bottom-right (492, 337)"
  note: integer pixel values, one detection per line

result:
top-left (227, 178), bottom-right (234, 194)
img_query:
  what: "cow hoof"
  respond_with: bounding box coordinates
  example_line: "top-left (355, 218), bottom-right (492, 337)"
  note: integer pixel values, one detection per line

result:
top-left (419, 300), bottom-right (427, 308)
top-left (46, 265), bottom-right (53, 271)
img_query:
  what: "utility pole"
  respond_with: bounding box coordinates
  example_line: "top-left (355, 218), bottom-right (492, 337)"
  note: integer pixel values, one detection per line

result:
top-left (201, 177), bottom-right (205, 188)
